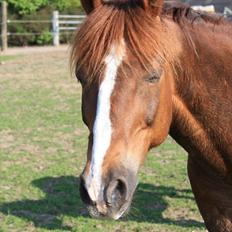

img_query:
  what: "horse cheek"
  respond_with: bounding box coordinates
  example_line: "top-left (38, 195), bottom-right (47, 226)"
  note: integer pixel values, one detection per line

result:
top-left (150, 79), bottom-right (173, 147)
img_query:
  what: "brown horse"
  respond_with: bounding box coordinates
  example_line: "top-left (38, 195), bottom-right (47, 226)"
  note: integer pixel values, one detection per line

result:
top-left (71, 0), bottom-right (232, 231)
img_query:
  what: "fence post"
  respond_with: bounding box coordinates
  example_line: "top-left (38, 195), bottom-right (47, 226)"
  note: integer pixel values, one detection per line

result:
top-left (1, 1), bottom-right (7, 52)
top-left (52, 11), bottom-right (59, 46)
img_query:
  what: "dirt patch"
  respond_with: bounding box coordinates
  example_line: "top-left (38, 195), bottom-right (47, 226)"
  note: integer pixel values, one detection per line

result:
top-left (16, 144), bottom-right (42, 155)
top-left (0, 130), bottom-right (15, 149)
top-left (2, 45), bottom-right (69, 56)
top-left (164, 206), bottom-right (203, 223)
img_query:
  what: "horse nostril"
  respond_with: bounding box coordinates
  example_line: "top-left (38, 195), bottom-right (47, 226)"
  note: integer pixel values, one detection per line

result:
top-left (115, 179), bottom-right (127, 200)
top-left (105, 179), bottom-right (127, 209)
top-left (79, 176), bottom-right (94, 206)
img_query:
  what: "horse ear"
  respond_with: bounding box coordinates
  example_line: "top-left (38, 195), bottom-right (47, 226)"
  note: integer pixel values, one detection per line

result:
top-left (149, 0), bottom-right (164, 15)
top-left (81, 0), bottom-right (102, 14)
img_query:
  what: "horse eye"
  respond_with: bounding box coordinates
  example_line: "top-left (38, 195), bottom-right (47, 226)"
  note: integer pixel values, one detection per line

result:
top-left (146, 74), bottom-right (160, 83)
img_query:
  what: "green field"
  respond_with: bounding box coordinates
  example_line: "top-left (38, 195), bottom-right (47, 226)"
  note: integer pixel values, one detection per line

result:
top-left (0, 50), bottom-right (205, 232)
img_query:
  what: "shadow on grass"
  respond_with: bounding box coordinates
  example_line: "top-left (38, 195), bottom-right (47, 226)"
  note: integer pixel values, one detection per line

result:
top-left (0, 176), bottom-right (204, 230)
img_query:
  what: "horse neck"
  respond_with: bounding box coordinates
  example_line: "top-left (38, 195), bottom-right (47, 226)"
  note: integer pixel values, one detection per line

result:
top-left (170, 23), bottom-right (232, 176)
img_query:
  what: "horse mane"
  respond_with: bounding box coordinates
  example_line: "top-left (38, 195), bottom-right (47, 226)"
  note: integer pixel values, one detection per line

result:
top-left (162, 1), bottom-right (227, 25)
top-left (71, 1), bottom-right (232, 83)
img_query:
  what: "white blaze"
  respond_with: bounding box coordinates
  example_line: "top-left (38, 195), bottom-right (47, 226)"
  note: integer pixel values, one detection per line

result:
top-left (86, 42), bottom-right (125, 201)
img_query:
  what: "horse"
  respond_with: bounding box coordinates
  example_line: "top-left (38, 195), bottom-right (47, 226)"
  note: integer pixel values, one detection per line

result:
top-left (71, 0), bottom-right (232, 231)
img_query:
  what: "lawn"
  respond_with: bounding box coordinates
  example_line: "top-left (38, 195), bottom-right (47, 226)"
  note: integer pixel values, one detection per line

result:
top-left (0, 50), bottom-right (205, 232)
top-left (0, 55), bottom-right (18, 63)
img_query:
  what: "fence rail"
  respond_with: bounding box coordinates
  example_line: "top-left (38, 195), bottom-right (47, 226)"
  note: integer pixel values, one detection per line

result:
top-left (59, 15), bottom-right (86, 19)
top-left (7, 20), bottom-right (51, 23)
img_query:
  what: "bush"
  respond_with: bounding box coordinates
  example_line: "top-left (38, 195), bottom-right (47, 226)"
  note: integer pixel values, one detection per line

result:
top-left (36, 30), bottom-right (53, 45)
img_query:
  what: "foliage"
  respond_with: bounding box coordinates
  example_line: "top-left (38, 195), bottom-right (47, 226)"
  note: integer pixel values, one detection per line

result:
top-left (1, 0), bottom-right (81, 15)
top-left (36, 30), bottom-right (52, 45)
top-left (5, 0), bottom-right (47, 15)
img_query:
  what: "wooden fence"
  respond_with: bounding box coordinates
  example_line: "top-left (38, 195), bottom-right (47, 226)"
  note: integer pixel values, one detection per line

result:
top-left (52, 11), bottom-right (86, 46)
top-left (0, 1), bottom-right (86, 51)
top-left (1, 1), bottom-right (7, 52)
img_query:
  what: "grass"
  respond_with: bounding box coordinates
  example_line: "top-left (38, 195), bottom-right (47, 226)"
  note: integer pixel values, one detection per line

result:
top-left (0, 50), bottom-right (205, 232)
top-left (0, 55), bottom-right (18, 62)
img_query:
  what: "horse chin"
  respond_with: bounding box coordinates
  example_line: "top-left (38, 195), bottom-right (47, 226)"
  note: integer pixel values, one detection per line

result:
top-left (111, 202), bottom-right (131, 220)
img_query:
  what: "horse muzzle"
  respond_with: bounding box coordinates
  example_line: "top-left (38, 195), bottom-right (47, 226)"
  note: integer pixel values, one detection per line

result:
top-left (79, 168), bottom-right (137, 219)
